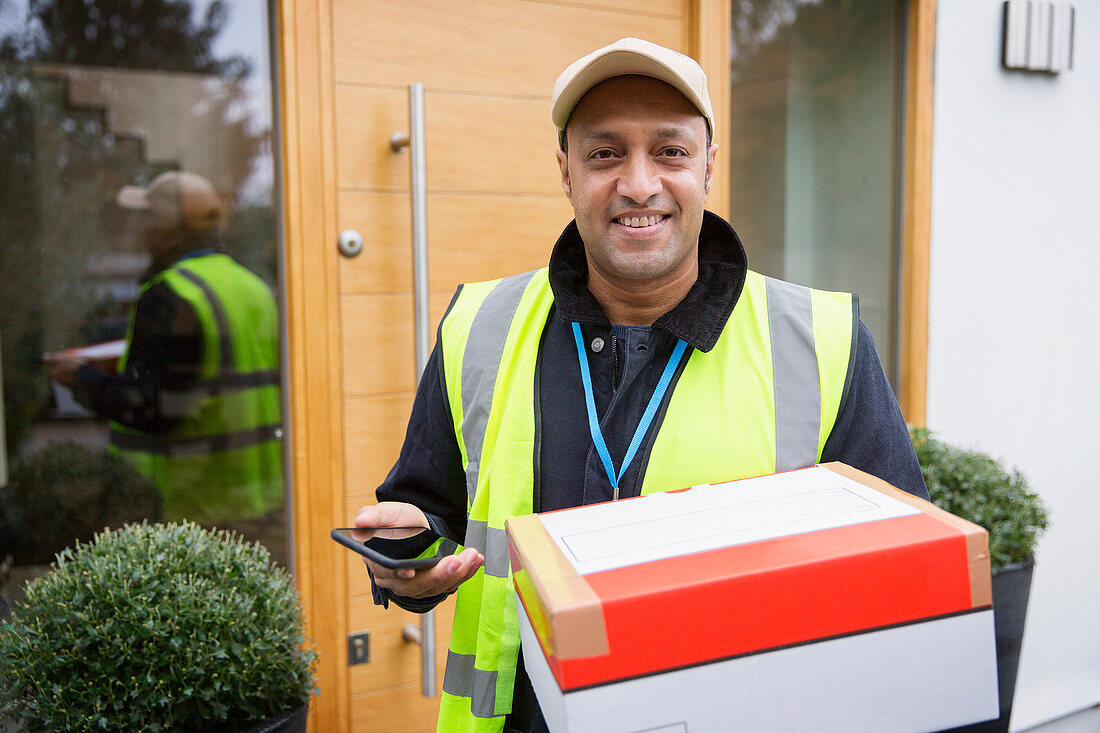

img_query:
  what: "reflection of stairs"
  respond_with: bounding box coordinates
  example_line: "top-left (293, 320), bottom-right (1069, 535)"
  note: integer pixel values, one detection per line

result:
top-left (32, 68), bottom-right (175, 190)
top-left (38, 74), bottom-right (147, 164)
top-left (33, 63), bottom-right (241, 195)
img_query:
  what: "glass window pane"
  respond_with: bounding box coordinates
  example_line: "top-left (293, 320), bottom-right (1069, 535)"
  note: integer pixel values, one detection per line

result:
top-left (729, 0), bottom-right (903, 381)
top-left (0, 0), bottom-right (287, 604)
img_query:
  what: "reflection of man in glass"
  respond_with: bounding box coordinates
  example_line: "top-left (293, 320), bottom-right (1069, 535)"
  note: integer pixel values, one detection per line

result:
top-left (45, 172), bottom-right (285, 559)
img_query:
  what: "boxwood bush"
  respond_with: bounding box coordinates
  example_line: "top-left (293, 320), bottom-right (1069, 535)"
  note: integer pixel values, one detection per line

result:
top-left (910, 426), bottom-right (1049, 574)
top-left (0, 522), bottom-right (316, 731)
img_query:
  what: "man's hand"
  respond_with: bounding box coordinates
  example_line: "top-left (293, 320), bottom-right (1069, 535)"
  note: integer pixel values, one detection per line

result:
top-left (354, 501), bottom-right (483, 599)
top-left (43, 352), bottom-right (88, 388)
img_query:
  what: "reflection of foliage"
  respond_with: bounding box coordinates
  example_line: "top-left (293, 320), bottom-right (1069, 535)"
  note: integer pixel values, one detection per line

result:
top-left (0, 441), bottom-right (162, 565)
top-left (0, 311), bottom-right (48, 454)
top-left (730, 0), bottom-right (880, 84)
top-left (1, 0), bottom-right (250, 79)
top-left (0, 70), bottom-right (147, 452)
top-left (731, 0), bottom-right (807, 79)
top-left (0, 74), bottom-right (50, 451)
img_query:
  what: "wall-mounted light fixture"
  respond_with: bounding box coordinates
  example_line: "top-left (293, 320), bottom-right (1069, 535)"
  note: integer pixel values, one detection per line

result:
top-left (1003, 0), bottom-right (1075, 73)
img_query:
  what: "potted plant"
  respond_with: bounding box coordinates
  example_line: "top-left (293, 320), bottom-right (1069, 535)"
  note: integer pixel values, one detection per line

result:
top-left (0, 521), bottom-right (316, 731)
top-left (910, 426), bottom-right (1049, 732)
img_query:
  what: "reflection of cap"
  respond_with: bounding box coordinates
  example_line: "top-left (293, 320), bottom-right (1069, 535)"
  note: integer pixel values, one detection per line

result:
top-left (551, 37), bottom-right (714, 147)
top-left (116, 171), bottom-right (223, 230)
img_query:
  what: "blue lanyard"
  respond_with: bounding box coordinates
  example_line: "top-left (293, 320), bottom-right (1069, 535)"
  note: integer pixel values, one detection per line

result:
top-left (571, 322), bottom-right (688, 492)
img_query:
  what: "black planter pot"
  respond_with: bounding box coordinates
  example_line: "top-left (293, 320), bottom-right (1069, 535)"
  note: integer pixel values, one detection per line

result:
top-left (243, 705), bottom-right (309, 733)
top-left (943, 562), bottom-right (1034, 733)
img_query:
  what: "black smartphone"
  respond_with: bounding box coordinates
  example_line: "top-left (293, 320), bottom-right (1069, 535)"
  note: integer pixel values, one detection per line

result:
top-left (331, 526), bottom-right (459, 570)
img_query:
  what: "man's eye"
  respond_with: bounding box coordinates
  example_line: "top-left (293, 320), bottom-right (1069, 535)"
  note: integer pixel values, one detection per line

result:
top-left (661, 148), bottom-right (688, 158)
top-left (589, 149), bottom-right (615, 160)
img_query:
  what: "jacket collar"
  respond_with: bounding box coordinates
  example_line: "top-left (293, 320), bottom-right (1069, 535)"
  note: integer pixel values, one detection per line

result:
top-left (547, 210), bottom-right (748, 353)
top-left (143, 247), bottom-right (223, 283)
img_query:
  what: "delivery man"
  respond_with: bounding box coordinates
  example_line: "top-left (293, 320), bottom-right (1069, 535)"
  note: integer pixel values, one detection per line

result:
top-left (354, 38), bottom-right (928, 733)
top-left (45, 171), bottom-right (285, 559)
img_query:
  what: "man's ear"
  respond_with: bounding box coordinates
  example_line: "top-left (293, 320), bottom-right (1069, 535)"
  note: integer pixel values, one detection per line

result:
top-left (704, 141), bottom-right (718, 198)
top-left (556, 148), bottom-right (572, 202)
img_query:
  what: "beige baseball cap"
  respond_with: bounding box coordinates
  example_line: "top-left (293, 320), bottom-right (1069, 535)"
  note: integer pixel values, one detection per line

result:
top-left (116, 171), bottom-right (224, 230)
top-left (551, 37), bottom-right (714, 148)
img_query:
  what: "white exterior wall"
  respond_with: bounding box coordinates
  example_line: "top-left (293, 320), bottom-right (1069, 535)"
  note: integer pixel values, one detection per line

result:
top-left (928, 1), bottom-right (1100, 730)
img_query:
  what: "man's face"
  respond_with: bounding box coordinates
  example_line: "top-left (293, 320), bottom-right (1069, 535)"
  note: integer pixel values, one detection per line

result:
top-left (556, 75), bottom-right (716, 288)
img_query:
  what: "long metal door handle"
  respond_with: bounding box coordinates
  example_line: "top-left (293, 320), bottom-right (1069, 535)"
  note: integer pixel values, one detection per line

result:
top-left (392, 82), bottom-right (435, 698)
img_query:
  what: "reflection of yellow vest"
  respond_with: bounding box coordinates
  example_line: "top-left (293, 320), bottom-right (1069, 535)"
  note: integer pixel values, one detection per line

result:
top-left (109, 253), bottom-right (283, 523)
top-left (436, 268), bottom-right (855, 732)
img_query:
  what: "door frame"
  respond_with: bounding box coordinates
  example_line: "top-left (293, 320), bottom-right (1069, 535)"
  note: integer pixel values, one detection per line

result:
top-left (277, 0), bottom-right (349, 729)
top-left (899, 0), bottom-right (936, 426)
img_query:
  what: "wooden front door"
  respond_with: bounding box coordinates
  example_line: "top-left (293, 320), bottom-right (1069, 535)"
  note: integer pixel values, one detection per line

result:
top-left (277, 1), bottom-right (727, 730)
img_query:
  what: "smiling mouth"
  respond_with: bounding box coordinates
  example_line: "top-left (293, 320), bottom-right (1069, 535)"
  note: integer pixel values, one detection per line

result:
top-left (614, 214), bottom-right (669, 228)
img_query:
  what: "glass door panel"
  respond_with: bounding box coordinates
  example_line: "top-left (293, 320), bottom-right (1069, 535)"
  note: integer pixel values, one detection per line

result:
top-left (0, 0), bottom-right (288, 606)
top-left (730, 0), bottom-right (903, 380)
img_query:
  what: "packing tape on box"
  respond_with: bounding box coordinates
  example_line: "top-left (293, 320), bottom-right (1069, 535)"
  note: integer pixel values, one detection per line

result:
top-left (508, 513), bottom-right (610, 659)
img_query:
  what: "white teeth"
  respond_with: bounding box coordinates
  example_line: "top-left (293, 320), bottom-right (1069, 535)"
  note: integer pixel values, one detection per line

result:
top-left (618, 215), bottom-right (663, 228)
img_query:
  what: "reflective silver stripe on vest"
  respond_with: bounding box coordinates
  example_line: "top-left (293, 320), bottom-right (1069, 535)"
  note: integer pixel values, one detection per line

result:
top-left (765, 277), bottom-right (820, 471)
top-left (442, 651), bottom-right (500, 719)
top-left (176, 267), bottom-right (235, 368)
top-left (111, 422), bottom-right (282, 457)
top-left (464, 518), bottom-right (510, 578)
top-left (461, 270), bottom-right (538, 504)
top-left (156, 369), bottom-right (281, 418)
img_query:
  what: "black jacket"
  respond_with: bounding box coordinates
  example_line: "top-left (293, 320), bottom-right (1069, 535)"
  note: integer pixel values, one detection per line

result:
top-left (72, 250), bottom-right (215, 431)
top-left (374, 211), bottom-right (928, 732)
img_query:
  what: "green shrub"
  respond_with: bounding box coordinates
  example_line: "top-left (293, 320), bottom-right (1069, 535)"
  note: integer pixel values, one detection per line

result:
top-left (910, 426), bottom-right (1049, 574)
top-left (1, 441), bottom-right (162, 565)
top-left (0, 522), bottom-right (316, 731)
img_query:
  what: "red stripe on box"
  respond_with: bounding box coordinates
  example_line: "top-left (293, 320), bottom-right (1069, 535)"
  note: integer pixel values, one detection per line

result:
top-left (546, 513), bottom-right (974, 689)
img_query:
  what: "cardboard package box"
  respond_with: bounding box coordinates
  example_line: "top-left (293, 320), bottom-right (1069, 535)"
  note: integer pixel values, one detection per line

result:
top-left (505, 463), bottom-right (999, 733)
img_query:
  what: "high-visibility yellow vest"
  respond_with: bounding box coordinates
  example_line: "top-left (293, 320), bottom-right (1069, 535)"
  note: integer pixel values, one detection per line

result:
top-left (109, 253), bottom-right (283, 523)
top-left (435, 267), bottom-right (855, 732)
